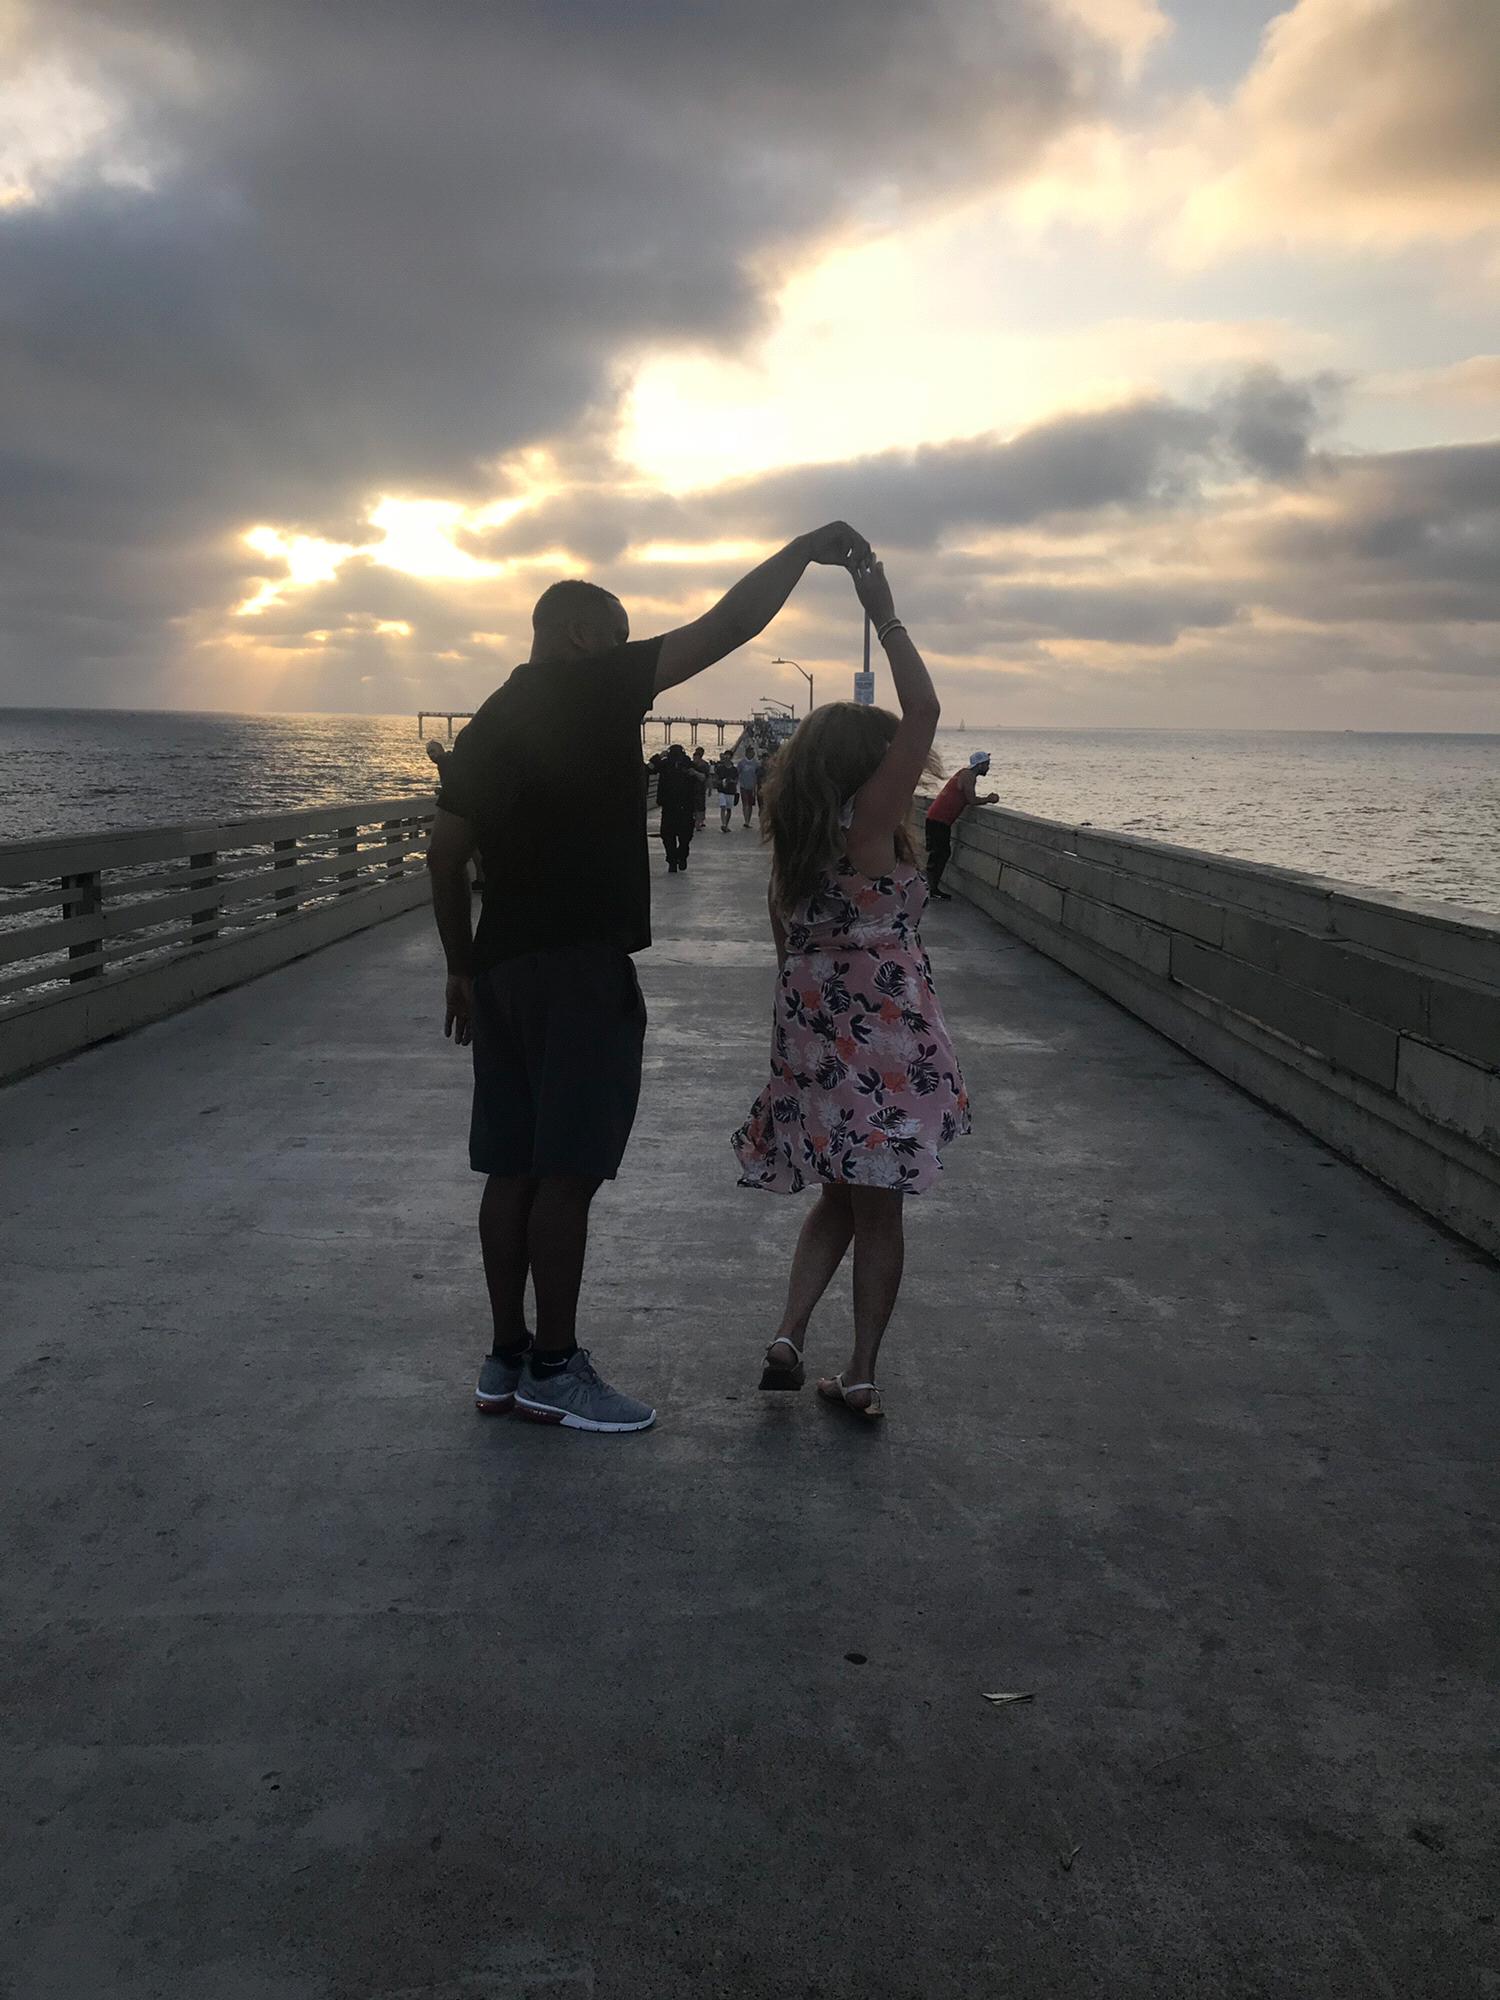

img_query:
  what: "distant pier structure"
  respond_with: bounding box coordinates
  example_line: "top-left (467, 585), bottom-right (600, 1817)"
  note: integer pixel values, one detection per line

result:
top-left (417, 710), bottom-right (748, 748)
top-left (417, 711), bottom-right (473, 740)
top-left (642, 715), bottom-right (745, 749)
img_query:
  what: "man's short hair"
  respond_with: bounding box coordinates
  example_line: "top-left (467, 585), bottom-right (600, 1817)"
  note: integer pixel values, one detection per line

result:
top-left (531, 578), bottom-right (621, 634)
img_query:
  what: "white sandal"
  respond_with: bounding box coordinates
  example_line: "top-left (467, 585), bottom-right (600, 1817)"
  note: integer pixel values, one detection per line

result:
top-left (816, 1372), bottom-right (885, 1420)
top-left (759, 1336), bottom-right (805, 1391)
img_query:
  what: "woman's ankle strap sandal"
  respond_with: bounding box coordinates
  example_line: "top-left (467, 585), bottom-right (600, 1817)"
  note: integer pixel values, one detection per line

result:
top-left (759, 1337), bottom-right (805, 1392)
top-left (816, 1373), bottom-right (885, 1420)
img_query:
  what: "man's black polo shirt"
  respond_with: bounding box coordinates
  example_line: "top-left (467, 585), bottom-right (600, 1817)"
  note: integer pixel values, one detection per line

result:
top-left (437, 638), bottom-right (662, 971)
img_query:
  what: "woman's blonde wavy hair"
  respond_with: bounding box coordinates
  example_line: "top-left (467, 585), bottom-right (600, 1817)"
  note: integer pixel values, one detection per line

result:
top-left (761, 701), bottom-right (943, 911)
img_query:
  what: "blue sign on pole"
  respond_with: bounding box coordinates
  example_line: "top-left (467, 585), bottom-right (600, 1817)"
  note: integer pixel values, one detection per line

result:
top-left (855, 608), bottom-right (874, 704)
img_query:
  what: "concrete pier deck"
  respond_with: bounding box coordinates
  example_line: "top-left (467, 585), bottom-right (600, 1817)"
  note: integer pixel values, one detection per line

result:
top-left (3, 826), bottom-right (1497, 1999)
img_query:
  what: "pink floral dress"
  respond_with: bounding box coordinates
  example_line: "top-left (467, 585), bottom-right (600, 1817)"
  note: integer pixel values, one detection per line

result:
top-left (732, 856), bottom-right (970, 1194)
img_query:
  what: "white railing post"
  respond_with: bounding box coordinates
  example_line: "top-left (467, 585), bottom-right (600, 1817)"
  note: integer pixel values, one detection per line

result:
top-left (337, 825), bottom-right (359, 894)
top-left (273, 837), bottom-right (298, 916)
top-left (61, 870), bottom-right (103, 982)
top-left (190, 851), bottom-right (219, 944)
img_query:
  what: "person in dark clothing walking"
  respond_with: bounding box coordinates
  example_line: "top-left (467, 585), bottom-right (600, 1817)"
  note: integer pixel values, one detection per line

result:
top-left (657, 743), bottom-right (703, 873)
top-left (712, 752), bottom-right (738, 830)
top-left (427, 739), bottom-right (484, 893)
top-left (736, 750), bottom-right (762, 826)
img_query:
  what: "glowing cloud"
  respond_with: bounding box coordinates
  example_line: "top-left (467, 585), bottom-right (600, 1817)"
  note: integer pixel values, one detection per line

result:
top-left (1177, 0), bottom-right (1500, 254)
top-left (235, 527), bottom-right (355, 615)
top-left (365, 499), bottom-right (500, 581)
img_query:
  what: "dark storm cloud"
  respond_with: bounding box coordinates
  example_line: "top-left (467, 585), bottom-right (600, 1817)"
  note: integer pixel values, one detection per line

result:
top-left (1249, 442), bottom-right (1500, 625)
top-left (1, 0), bottom-right (1127, 699)
top-left (978, 582), bottom-right (1241, 648)
top-left (472, 366), bottom-right (1336, 564)
top-left (587, 412), bottom-right (1498, 681)
top-left (1212, 364), bottom-right (1345, 480)
top-left (754, 561), bottom-right (1242, 652)
top-left (704, 399), bottom-right (1223, 546)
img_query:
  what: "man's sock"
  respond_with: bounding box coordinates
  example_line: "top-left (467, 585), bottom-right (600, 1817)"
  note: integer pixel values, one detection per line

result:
top-left (529, 1345), bottom-right (578, 1376)
top-left (491, 1335), bottom-right (531, 1364)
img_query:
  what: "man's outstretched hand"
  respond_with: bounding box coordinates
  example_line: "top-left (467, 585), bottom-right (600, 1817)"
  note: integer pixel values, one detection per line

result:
top-left (654, 520), bottom-right (870, 695)
top-left (804, 521), bottom-right (871, 569)
top-left (444, 973), bottom-right (474, 1046)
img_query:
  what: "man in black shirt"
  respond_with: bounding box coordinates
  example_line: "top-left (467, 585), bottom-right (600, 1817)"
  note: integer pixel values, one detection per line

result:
top-left (712, 751), bottom-right (738, 831)
top-left (656, 744), bottom-right (701, 873)
top-left (427, 521), bottom-right (869, 1433)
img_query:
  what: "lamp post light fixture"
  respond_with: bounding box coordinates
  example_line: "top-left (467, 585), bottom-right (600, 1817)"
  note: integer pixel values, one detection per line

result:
top-left (772, 656), bottom-right (813, 714)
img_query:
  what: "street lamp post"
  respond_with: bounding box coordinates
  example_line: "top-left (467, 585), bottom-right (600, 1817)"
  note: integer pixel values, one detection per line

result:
top-left (772, 656), bottom-right (813, 714)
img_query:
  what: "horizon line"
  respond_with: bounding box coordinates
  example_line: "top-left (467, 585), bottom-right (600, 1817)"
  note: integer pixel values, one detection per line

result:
top-left (2, 703), bottom-right (1498, 739)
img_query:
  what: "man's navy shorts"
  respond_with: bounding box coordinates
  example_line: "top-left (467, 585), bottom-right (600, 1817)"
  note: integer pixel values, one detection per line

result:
top-left (469, 944), bottom-right (647, 1180)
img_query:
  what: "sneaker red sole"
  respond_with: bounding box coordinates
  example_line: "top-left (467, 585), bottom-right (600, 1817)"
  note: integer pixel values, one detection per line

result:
top-left (474, 1394), bottom-right (515, 1414)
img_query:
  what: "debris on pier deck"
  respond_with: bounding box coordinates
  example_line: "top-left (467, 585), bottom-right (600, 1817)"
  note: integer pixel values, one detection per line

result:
top-left (3, 826), bottom-right (1497, 1998)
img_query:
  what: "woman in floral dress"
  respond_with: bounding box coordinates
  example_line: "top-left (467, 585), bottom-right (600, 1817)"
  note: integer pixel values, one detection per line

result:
top-left (732, 556), bottom-right (968, 1417)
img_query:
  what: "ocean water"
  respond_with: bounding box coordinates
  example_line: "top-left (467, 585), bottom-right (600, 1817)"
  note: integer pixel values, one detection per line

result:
top-left (1, 708), bottom-right (1497, 916)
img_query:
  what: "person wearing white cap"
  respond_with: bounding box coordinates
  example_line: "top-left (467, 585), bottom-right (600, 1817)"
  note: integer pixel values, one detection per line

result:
top-left (922, 749), bottom-right (999, 899)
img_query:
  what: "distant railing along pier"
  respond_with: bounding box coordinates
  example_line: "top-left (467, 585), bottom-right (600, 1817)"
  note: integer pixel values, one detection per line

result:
top-left (642, 716), bottom-right (746, 748)
top-left (0, 797), bottom-right (435, 1084)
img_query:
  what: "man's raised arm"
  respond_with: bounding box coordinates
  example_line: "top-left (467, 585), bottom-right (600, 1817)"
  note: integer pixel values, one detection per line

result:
top-left (426, 806), bottom-right (478, 1045)
top-left (653, 521), bottom-right (869, 696)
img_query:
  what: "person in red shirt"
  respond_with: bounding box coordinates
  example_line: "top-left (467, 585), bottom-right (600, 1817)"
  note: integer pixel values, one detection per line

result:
top-left (923, 751), bottom-right (998, 899)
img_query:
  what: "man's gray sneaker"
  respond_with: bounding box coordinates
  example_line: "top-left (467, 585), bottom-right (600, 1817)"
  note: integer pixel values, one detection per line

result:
top-left (514, 1350), bottom-right (655, 1432)
top-left (475, 1350), bottom-right (527, 1414)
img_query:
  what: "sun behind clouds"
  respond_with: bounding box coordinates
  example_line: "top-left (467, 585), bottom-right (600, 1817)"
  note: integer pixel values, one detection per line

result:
top-left (3, 0), bottom-right (1495, 725)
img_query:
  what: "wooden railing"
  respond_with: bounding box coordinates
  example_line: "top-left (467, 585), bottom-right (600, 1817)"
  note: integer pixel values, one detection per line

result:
top-left (0, 798), bottom-right (435, 1082)
top-left (0, 798), bottom-right (433, 1009)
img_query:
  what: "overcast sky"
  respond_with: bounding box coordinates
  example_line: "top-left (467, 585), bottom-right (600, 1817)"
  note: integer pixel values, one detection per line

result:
top-left (3, 0), bottom-right (1498, 727)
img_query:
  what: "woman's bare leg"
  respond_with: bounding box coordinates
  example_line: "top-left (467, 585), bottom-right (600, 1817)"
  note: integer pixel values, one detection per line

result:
top-left (838, 1185), bottom-right (905, 1400)
top-left (768, 1184), bottom-right (854, 1357)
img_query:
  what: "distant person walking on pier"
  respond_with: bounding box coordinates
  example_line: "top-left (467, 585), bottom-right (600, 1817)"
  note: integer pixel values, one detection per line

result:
top-left (656, 743), bottom-right (702, 874)
top-left (426, 520), bottom-right (872, 1433)
top-left (427, 739), bottom-right (484, 893)
top-left (923, 751), bottom-right (998, 901)
top-left (690, 745), bottom-right (711, 829)
top-left (713, 753), bottom-right (738, 831)
top-left (737, 750), bottom-right (761, 826)
top-left (733, 556), bottom-right (969, 1419)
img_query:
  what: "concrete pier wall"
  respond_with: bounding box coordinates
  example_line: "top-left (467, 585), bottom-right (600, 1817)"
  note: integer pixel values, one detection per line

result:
top-left (946, 805), bottom-right (1500, 1258)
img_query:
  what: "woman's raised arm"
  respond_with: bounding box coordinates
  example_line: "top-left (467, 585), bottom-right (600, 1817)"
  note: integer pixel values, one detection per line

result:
top-left (847, 558), bottom-right (940, 848)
